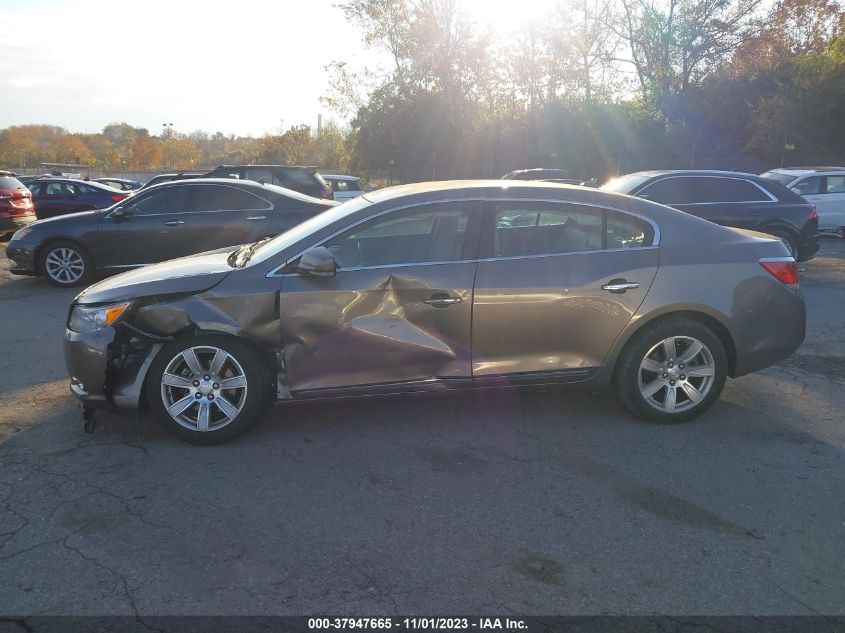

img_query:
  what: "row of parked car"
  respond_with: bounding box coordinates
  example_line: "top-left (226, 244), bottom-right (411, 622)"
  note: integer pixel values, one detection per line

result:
top-left (1, 164), bottom-right (842, 290)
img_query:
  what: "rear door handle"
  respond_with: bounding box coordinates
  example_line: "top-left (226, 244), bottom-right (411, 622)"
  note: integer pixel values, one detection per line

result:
top-left (423, 294), bottom-right (463, 308)
top-left (602, 280), bottom-right (639, 294)
top-left (246, 215), bottom-right (268, 221)
top-left (163, 219), bottom-right (184, 226)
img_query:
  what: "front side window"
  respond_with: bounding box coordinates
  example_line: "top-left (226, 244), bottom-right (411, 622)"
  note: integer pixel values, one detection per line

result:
top-left (638, 178), bottom-right (690, 205)
top-left (321, 203), bottom-right (473, 269)
top-left (493, 202), bottom-right (654, 258)
top-left (126, 186), bottom-right (187, 215)
top-left (826, 176), bottom-right (845, 194)
top-left (26, 182), bottom-right (44, 196)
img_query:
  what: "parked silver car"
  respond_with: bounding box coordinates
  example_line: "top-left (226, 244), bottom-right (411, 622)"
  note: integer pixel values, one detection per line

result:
top-left (64, 181), bottom-right (805, 444)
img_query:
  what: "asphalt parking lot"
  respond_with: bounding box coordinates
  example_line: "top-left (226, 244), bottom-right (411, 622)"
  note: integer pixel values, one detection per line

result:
top-left (1, 237), bottom-right (844, 618)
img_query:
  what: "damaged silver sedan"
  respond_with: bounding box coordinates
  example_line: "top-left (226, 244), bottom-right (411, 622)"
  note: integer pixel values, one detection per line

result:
top-left (64, 181), bottom-right (806, 443)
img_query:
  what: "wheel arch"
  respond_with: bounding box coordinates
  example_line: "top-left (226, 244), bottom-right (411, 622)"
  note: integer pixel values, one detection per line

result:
top-left (609, 308), bottom-right (738, 380)
top-left (137, 328), bottom-right (278, 411)
top-left (33, 237), bottom-right (93, 275)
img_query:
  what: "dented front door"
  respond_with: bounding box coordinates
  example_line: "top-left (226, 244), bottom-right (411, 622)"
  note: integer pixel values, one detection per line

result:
top-left (277, 201), bottom-right (480, 394)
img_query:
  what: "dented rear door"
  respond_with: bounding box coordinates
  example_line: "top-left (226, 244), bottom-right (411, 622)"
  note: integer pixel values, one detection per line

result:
top-left (277, 201), bottom-right (481, 394)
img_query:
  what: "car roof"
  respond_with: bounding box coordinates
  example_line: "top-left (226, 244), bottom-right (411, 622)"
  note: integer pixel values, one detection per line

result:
top-left (626, 169), bottom-right (762, 178)
top-left (322, 174), bottom-right (360, 180)
top-left (212, 164), bottom-right (318, 170)
top-left (768, 166), bottom-right (845, 175)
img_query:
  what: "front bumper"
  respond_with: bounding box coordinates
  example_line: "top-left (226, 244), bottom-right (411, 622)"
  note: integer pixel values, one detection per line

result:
top-left (5, 239), bottom-right (37, 276)
top-left (64, 325), bottom-right (161, 412)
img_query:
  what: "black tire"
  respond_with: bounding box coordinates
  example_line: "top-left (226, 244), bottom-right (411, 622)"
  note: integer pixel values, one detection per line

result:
top-left (764, 229), bottom-right (797, 259)
top-left (145, 335), bottom-right (271, 445)
top-left (614, 317), bottom-right (728, 424)
top-left (38, 239), bottom-right (95, 288)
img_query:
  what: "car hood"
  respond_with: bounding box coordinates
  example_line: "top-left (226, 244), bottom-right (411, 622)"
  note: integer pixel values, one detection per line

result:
top-left (30, 209), bottom-right (102, 230)
top-left (75, 248), bottom-right (236, 305)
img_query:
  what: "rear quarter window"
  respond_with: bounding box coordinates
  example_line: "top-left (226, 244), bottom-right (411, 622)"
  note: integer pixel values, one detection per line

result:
top-left (0, 176), bottom-right (25, 190)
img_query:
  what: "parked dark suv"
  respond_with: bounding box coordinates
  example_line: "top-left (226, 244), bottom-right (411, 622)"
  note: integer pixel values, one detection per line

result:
top-left (602, 170), bottom-right (819, 261)
top-left (204, 165), bottom-right (333, 200)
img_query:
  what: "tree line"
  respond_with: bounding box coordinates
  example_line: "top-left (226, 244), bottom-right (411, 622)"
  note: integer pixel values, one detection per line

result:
top-left (1, 0), bottom-right (843, 182)
top-left (0, 121), bottom-right (351, 174)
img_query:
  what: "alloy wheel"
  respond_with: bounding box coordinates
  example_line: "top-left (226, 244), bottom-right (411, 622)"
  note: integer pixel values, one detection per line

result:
top-left (638, 336), bottom-right (716, 414)
top-left (44, 247), bottom-right (85, 284)
top-left (160, 346), bottom-right (249, 432)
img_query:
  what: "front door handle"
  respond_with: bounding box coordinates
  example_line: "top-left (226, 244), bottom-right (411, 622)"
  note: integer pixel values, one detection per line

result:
top-left (246, 215), bottom-right (268, 221)
top-left (602, 279), bottom-right (639, 294)
top-left (163, 219), bottom-right (185, 226)
top-left (423, 294), bottom-right (463, 308)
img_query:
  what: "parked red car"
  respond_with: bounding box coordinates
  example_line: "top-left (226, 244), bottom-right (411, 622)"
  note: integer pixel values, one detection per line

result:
top-left (0, 172), bottom-right (36, 238)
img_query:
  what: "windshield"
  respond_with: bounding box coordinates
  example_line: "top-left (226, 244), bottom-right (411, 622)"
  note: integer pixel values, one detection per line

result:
top-left (759, 171), bottom-right (797, 186)
top-left (600, 174), bottom-right (652, 193)
top-left (247, 195), bottom-right (374, 265)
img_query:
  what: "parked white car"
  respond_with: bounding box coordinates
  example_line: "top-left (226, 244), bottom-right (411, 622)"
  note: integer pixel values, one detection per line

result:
top-left (323, 175), bottom-right (364, 201)
top-left (761, 167), bottom-right (845, 233)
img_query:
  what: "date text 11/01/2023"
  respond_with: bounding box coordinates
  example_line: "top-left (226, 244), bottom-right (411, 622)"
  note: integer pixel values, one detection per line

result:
top-left (308, 618), bottom-right (529, 630)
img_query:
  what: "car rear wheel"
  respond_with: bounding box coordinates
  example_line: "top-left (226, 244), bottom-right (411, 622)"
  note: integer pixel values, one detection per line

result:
top-left (146, 336), bottom-right (270, 444)
top-left (615, 317), bottom-right (727, 423)
top-left (39, 240), bottom-right (94, 288)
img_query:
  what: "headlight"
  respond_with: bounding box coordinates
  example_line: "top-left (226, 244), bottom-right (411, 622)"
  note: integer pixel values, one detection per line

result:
top-left (10, 226), bottom-right (33, 241)
top-left (68, 302), bottom-right (130, 333)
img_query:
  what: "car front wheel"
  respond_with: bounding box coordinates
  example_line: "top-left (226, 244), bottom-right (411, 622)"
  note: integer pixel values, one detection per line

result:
top-left (146, 336), bottom-right (270, 444)
top-left (615, 318), bottom-right (728, 423)
top-left (39, 240), bottom-right (94, 288)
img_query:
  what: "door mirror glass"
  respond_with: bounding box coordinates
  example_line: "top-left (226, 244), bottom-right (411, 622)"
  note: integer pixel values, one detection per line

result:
top-left (791, 187), bottom-right (803, 195)
top-left (296, 246), bottom-right (336, 277)
top-left (110, 206), bottom-right (135, 220)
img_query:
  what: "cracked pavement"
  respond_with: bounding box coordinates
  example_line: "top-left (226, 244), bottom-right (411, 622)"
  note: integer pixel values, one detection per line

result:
top-left (0, 238), bottom-right (844, 616)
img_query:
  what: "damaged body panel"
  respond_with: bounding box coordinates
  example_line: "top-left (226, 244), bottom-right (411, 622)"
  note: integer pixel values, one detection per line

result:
top-left (62, 180), bottom-right (807, 442)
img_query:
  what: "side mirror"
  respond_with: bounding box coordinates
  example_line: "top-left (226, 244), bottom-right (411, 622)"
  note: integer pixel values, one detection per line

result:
top-left (296, 246), bottom-right (336, 277)
top-left (110, 206), bottom-right (135, 220)
top-left (791, 187), bottom-right (802, 195)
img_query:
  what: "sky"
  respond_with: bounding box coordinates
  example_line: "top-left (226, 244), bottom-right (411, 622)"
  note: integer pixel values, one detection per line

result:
top-left (0, 0), bottom-right (557, 138)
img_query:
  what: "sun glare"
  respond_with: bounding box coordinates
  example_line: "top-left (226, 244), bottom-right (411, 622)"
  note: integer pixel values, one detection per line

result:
top-left (460, 0), bottom-right (560, 32)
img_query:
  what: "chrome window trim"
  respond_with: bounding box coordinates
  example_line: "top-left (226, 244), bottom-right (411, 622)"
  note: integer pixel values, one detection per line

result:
top-left (279, 245), bottom-right (660, 277)
top-left (638, 174), bottom-right (778, 205)
top-left (106, 182), bottom-right (273, 219)
top-left (266, 196), bottom-right (661, 278)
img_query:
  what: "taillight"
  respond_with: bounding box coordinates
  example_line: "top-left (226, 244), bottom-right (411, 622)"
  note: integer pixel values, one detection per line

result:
top-left (759, 258), bottom-right (799, 287)
top-left (809, 206), bottom-right (818, 222)
top-left (111, 194), bottom-right (127, 202)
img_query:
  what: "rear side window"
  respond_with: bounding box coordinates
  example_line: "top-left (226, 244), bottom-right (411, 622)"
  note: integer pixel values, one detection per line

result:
top-left (193, 185), bottom-right (268, 211)
top-left (792, 177), bottom-right (822, 195)
top-left (334, 179), bottom-right (362, 193)
top-left (494, 203), bottom-right (603, 257)
top-left (689, 178), bottom-right (771, 203)
top-left (281, 169), bottom-right (319, 188)
top-left (244, 168), bottom-right (285, 187)
top-left (493, 202), bottom-right (654, 257)
top-left (0, 176), bottom-right (24, 190)
top-left (44, 182), bottom-right (78, 196)
top-left (607, 213), bottom-right (652, 249)
top-left (826, 176), bottom-right (845, 194)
